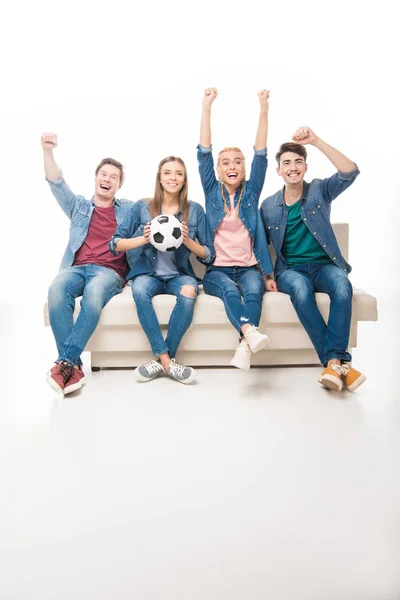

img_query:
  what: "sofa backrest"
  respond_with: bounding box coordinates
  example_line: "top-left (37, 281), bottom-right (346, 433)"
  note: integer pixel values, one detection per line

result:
top-left (191, 222), bottom-right (349, 279)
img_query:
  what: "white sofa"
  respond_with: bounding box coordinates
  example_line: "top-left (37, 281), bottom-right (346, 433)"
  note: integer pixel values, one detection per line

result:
top-left (43, 223), bottom-right (378, 370)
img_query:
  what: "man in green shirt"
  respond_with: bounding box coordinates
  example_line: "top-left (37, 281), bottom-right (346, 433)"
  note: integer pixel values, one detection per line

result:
top-left (260, 126), bottom-right (365, 393)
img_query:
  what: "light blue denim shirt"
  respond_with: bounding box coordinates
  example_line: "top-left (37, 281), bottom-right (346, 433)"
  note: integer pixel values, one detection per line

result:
top-left (260, 167), bottom-right (360, 277)
top-left (46, 175), bottom-right (134, 271)
top-left (109, 200), bottom-right (215, 283)
top-left (197, 145), bottom-right (274, 275)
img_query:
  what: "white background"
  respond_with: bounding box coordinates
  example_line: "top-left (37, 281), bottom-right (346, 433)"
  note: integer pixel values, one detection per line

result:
top-left (0, 2), bottom-right (399, 598)
top-left (1, 0), bottom-right (399, 297)
top-left (2, 0), bottom-right (399, 386)
top-left (1, 0), bottom-right (398, 411)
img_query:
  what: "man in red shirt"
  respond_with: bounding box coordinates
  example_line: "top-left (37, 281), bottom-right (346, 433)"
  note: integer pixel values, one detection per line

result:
top-left (42, 133), bottom-right (134, 395)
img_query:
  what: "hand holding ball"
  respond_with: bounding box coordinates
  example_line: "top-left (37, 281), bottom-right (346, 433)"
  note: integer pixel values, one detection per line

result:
top-left (149, 215), bottom-right (183, 252)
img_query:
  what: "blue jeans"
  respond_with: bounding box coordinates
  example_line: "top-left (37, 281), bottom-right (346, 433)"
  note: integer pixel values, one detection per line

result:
top-left (48, 264), bottom-right (123, 366)
top-left (277, 263), bottom-right (353, 365)
top-left (203, 265), bottom-right (265, 334)
top-left (131, 274), bottom-right (198, 358)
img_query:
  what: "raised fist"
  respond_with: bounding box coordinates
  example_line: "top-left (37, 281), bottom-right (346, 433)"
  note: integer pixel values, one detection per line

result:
top-left (41, 132), bottom-right (58, 149)
top-left (203, 88), bottom-right (218, 107)
top-left (258, 90), bottom-right (270, 106)
top-left (292, 126), bottom-right (318, 145)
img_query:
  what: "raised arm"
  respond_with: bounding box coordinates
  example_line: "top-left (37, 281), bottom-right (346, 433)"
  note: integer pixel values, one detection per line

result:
top-left (200, 87), bottom-right (218, 148)
top-left (254, 90), bottom-right (270, 150)
top-left (292, 127), bottom-right (356, 173)
top-left (41, 133), bottom-right (61, 181)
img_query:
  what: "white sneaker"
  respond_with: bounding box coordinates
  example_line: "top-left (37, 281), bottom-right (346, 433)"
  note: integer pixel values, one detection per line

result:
top-left (135, 360), bottom-right (165, 382)
top-left (243, 325), bottom-right (270, 353)
top-left (231, 341), bottom-right (251, 370)
top-left (167, 359), bottom-right (195, 384)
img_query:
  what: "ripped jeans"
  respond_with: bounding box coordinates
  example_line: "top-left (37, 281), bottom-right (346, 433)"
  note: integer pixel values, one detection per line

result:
top-left (131, 274), bottom-right (198, 358)
top-left (203, 265), bottom-right (265, 334)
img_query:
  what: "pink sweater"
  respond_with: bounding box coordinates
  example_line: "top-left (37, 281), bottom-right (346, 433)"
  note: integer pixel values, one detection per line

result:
top-left (214, 203), bottom-right (257, 267)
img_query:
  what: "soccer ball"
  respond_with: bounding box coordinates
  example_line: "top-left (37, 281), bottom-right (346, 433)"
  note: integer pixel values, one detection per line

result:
top-left (149, 214), bottom-right (183, 252)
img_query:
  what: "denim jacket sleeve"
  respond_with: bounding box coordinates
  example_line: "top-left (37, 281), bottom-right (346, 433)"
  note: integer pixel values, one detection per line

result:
top-left (245, 148), bottom-right (268, 200)
top-left (192, 203), bottom-right (215, 265)
top-left (46, 174), bottom-right (88, 219)
top-left (259, 202), bottom-right (271, 245)
top-left (197, 144), bottom-right (218, 196)
top-left (319, 164), bottom-right (360, 203)
top-left (109, 203), bottom-right (141, 255)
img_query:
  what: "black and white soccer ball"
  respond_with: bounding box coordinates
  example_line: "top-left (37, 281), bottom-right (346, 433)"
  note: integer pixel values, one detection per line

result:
top-left (149, 214), bottom-right (183, 252)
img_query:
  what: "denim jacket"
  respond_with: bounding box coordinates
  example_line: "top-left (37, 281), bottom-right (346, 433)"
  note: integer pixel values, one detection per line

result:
top-left (109, 200), bottom-right (215, 282)
top-left (47, 175), bottom-right (134, 270)
top-left (197, 145), bottom-right (273, 275)
top-left (260, 167), bottom-right (360, 277)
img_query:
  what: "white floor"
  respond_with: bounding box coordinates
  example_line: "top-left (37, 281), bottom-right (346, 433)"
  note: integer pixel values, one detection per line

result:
top-left (1, 299), bottom-right (399, 600)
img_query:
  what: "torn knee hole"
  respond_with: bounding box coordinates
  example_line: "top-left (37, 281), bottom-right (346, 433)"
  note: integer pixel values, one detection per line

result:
top-left (180, 285), bottom-right (197, 298)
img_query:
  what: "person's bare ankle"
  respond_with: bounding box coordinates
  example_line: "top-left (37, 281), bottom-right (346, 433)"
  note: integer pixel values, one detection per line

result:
top-left (159, 354), bottom-right (171, 371)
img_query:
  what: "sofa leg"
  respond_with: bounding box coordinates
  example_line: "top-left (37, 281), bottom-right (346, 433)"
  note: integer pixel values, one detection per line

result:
top-left (91, 366), bottom-right (101, 372)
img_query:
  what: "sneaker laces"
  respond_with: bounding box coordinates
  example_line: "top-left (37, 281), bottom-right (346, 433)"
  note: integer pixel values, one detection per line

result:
top-left (58, 362), bottom-right (73, 382)
top-left (329, 364), bottom-right (343, 376)
top-left (340, 364), bottom-right (351, 376)
top-left (169, 359), bottom-right (186, 377)
top-left (144, 360), bottom-right (163, 375)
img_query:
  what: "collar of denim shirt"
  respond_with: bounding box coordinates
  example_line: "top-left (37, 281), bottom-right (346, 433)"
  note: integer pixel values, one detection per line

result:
top-left (278, 181), bottom-right (310, 206)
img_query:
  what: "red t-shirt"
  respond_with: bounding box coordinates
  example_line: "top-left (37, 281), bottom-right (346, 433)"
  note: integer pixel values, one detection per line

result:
top-left (73, 206), bottom-right (127, 280)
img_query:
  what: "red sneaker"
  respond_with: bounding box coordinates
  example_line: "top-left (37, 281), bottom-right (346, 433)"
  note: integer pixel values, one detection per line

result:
top-left (47, 362), bottom-right (74, 394)
top-left (64, 366), bottom-right (86, 395)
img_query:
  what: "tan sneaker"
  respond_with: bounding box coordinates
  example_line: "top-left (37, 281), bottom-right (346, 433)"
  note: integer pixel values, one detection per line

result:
top-left (319, 364), bottom-right (343, 392)
top-left (341, 364), bottom-right (366, 392)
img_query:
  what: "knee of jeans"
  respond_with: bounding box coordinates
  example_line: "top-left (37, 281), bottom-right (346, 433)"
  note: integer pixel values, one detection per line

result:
top-left (48, 281), bottom-right (66, 306)
top-left (290, 281), bottom-right (313, 304)
top-left (131, 279), bottom-right (150, 300)
top-left (83, 287), bottom-right (109, 311)
top-left (332, 278), bottom-right (353, 300)
top-left (179, 284), bottom-right (197, 299)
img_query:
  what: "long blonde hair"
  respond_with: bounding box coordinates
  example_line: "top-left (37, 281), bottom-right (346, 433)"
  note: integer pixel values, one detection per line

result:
top-left (149, 156), bottom-right (189, 222)
top-left (217, 147), bottom-right (246, 214)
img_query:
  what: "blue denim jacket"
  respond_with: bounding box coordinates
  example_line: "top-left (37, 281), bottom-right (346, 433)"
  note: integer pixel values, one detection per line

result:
top-left (47, 175), bottom-right (134, 271)
top-left (197, 145), bottom-right (273, 275)
top-left (109, 200), bottom-right (215, 282)
top-left (260, 167), bottom-right (360, 277)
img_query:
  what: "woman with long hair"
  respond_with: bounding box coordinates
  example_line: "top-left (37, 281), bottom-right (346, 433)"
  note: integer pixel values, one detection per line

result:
top-left (110, 156), bottom-right (214, 383)
top-left (198, 88), bottom-right (277, 371)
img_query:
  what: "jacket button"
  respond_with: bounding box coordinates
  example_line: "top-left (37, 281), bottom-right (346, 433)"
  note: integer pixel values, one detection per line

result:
top-left (275, 227), bottom-right (279, 230)
top-left (313, 232), bottom-right (316, 235)
top-left (323, 244), bottom-right (326, 247)
top-left (312, 211), bottom-right (315, 214)
top-left (333, 257), bottom-right (336, 260)
top-left (303, 217), bottom-right (307, 221)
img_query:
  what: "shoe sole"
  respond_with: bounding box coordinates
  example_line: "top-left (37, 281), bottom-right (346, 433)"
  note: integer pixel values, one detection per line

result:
top-left (230, 358), bottom-right (251, 371)
top-left (46, 373), bottom-right (64, 395)
top-left (247, 335), bottom-right (270, 354)
top-left (64, 378), bottom-right (86, 395)
top-left (345, 374), bottom-right (366, 392)
top-left (319, 375), bottom-right (343, 392)
top-left (167, 370), bottom-right (196, 384)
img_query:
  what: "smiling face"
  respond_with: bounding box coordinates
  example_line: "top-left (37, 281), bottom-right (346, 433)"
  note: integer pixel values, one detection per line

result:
top-left (217, 149), bottom-right (245, 189)
top-left (277, 151), bottom-right (308, 186)
top-left (94, 162), bottom-right (123, 201)
top-left (159, 160), bottom-right (186, 195)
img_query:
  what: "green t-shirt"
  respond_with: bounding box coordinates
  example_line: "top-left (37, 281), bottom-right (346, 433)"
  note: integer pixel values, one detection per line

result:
top-left (282, 200), bottom-right (333, 267)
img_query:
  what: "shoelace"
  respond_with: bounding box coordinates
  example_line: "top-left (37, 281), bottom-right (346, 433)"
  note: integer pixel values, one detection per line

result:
top-left (329, 364), bottom-right (344, 376)
top-left (340, 364), bottom-right (350, 376)
top-left (144, 360), bottom-right (163, 375)
top-left (58, 362), bottom-right (73, 382)
top-left (169, 359), bottom-right (186, 378)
